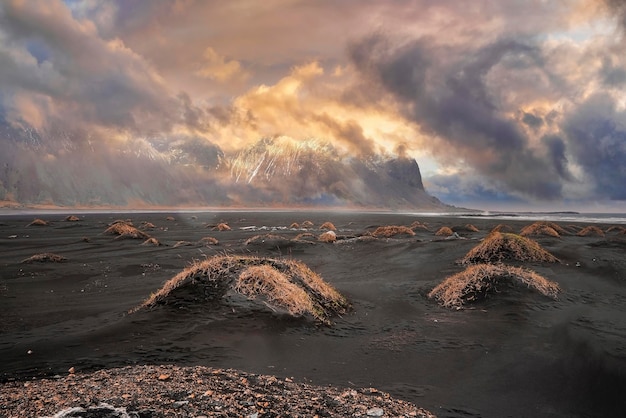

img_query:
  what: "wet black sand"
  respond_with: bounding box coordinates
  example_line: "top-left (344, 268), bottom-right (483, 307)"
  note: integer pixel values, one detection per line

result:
top-left (1, 211), bottom-right (625, 417)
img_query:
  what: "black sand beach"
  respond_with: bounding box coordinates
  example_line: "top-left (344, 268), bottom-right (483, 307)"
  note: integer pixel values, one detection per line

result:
top-left (1, 211), bottom-right (625, 417)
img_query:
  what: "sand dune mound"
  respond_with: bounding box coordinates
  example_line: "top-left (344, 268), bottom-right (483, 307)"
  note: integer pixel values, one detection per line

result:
top-left (21, 253), bottom-right (67, 263)
top-left (577, 226), bottom-right (605, 237)
top-left (245, 234), bottom-right (293, 248)
top-left (301, 220), bottom-right (314, 228)
top-left (104, 222), bottom-right (150, 240)
top-left (429, 263), bottom-right (560, 308)
top-left (459, 232), bottom-right (559, 265)
top-left (64, 215), bottom-right (80, 222)
top-left (133, 255), bottom-right (350, 324)
top-left (372, 225), bottom-right (416, 238)
top-left (27, 218), bottom-right (49, 227)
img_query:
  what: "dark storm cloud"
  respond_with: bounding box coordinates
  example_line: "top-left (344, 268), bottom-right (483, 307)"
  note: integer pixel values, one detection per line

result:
top-left (562, 93), bottom-right (626, 200)
top-left (350, 35), bottom-right (566, 199)
top-left (522, 112), bottom-right (544, 129)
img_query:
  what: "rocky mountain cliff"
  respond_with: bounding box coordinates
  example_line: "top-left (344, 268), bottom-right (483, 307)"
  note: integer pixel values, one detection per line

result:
top-left (0, 119), bottom-right (448, 209)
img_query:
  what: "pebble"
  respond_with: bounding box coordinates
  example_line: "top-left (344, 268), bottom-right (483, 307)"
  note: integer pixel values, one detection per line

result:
top-left (367, 407), bottom-right (384, 417)
top-left (173, 400), bottom-right (189, 408)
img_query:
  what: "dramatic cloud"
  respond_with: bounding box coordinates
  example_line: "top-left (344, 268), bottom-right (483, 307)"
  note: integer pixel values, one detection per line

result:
top-left (0, 0), bottom-right (625, 209)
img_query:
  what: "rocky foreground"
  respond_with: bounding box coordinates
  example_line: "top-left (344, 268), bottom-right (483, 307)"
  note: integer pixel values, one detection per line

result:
top-left (0, 365), bottom-right (436, 417)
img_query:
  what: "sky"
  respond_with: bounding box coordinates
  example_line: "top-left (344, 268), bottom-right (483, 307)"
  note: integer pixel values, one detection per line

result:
top-left (1, 0), bottom-right (626, 212)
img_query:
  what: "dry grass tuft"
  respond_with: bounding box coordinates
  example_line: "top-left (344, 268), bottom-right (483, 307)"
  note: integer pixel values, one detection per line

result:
top-left (294, 232), bottom-right (317, 241)
top-left (491, 224), bottom-right (514, 233)
top-left (198, 236), bottom-right (219, 246)
top-left (235, 265), bottom-right (315, 317)
top-left (464, 224), bottom-right (479, 232)
top-left (429, 263), bottom-right (560, 308)
top-left (214, 223), bottom-right (231, 231)
top-left (409, 221), bottom-right (429, 231)
top-left (459, 232), bottom-right (559, 265)
top-left (64, 215), bottom-right (80, 222)
top-left (141, 238), bottom-right (161, 246)
top-left (21, 253), bottom-right (67, 263)
top-left (520, 221), bottom-right (568, 237)
top-left (301, 220), bottom-right (314, 228)
top-left (245, 234), bottom-right (289, 246)
top-left (104, 222), bottom-right (150, 240)
top-left (140, 221), bottom-right (156, 230)
top-left (109, 219), bottom-right (133, 226)
top-left (319, 222), bottom-right (337, 231)
top-left (318, 231), bottom-right (337, 243)
top-left (606, 225), bottom-right (626, 234)
top-left (173, 241), bottom-right (195, 248)
top-left (28, 218), bottom-right (49, 227)
top-left (165, 216), bottom-right (176, 221)
top-left (132, 255), bottom-right (350, 324)
top-left (435, 227), bottom-right (454, 237)
top-left (577, 226), bottom-right (605, 237)
top-left (372, 225), bottom-right (416, 238)
top-left (289, 222), bottom-right (300, 229)
top-left (520, 223), bottom-right (561, 238)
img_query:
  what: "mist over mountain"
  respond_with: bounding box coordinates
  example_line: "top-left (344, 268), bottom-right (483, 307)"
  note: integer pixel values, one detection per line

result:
top-left (0, 120), bottom-right (448, 210)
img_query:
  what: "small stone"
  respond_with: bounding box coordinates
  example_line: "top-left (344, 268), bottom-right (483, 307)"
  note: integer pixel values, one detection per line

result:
top-left (158, 374), bottom-right (170, 381)
top-left (27, 350), bottom-right (33, 355)
top-left (172, 400), bottom-right (189, 408)
top-left (68, 367), bottom-right (75, 374)
top-left (367, 407), bottom-right (384, 417)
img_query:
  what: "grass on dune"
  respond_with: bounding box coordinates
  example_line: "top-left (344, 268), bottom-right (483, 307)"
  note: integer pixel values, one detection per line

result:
top-left (577, 226), bottom-right (605, 237)
top-left (520, 221), bottom-right (568, 237)
top-left (429, 263), bottom-right (560, 309)
top-left (22, 253), bottom-right (67, 263)
top-left (459, 232), bottom-right (559, 265)
top-left (132, 255), bottom-right (350, 324)
top-left (372, 226), bottom-right (416, 238)
top-left (104, 222), bottom-right (150, 240)
top-left (318, 231), bottom-right (337, 243)
top-left (27, 218), bottom-right (49, 227)
top-left (435, 226), bottom-right (454, 237)
top-left (319, 222), bottom-right (337, 231)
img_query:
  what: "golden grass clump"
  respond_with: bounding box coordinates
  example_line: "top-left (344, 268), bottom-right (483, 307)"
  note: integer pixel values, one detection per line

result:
top-left (318, 231), bottom-right (337, 243)
top-left (235, 265), bottom-right (315, 317)
top-left (64, 215), bottom-right (80, 222)
top-left (165, 216), bottom-right (175, 221)
top-left (428, 263), bottom-right (560, 309)
top-left (21, 253), bottom-right (67, 263)
top-left (140, 221), bottom-right (156, 230)
top-left (294, 232), bottom-right (317, 241)
top-left (301, 220), bottom-right (314, 228)
top-left (464, 224), bottom-right (479, 232)
top-left (409, 221), bottom-right (429, 231)
top-left (606, 226), bottom-right (626, 234)
top-left (132, 255), bottom-right (350, 324)
top-left (27, 218), bottom-right (49, 227)
top-left (173, 240), bottom-right (194, 248)
top-left (491, 224), bottom-right (514, 233)
top-left (214, 223), bottom-right (231, 231)
top-left (198, 236), bottom-right (219, 246)
top-left (372, 225), bottom-right (416, 238)
top-left (104, 222), bottom-right (150, 240)
top-left (435, 227), bottom-right (454, 237)
top-left (289, 222), bottom-right (300, 229)
top-left (245, 234), bottom-right (289, 246)
top-left (577, 226), bottom-right (605, 237)
top-left (459, 232), bottom-right (559, 265)
top-left (109, 219), bottom-right (133, 226)
top-left (520, 223), bottom-right (561, 238)
top-left (520, 221), bottom-right (568, 237)
top-left (319, 221), bottom-right (337, 231)
top-left (141, 237), bottom-right (161, 246)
